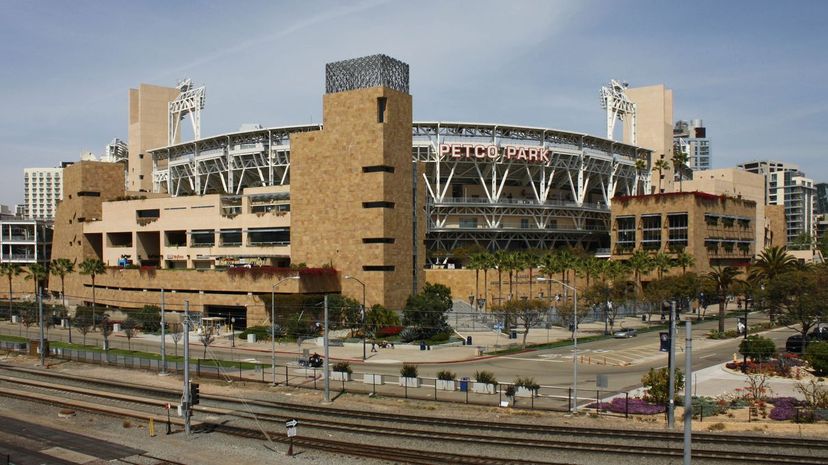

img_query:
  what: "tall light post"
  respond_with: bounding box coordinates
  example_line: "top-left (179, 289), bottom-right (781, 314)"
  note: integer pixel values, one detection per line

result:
top-left (344, 275), bottom-right (367, 361)
top-left (271, 276), bottom-right (299, 385)
top-left (537, 277), bottom-right (578, 412)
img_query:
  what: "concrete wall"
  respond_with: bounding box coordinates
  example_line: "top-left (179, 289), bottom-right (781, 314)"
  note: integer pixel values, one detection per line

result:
top-left (128, 84), bottom-right (179, 192)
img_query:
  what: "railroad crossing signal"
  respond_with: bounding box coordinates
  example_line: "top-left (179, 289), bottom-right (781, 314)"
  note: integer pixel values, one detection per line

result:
top-left (190, 383), bottom-right (200, 405)
top-left (286, 419), bottom-right (299, 456)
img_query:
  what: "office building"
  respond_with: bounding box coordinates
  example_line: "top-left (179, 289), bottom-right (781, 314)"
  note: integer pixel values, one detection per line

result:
top-left (23, 167), bottom-right (63, 220)
top-left (673, 119), bottom-right (710, 171)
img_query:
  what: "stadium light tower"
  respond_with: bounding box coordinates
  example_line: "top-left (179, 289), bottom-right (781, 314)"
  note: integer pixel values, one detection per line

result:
top-left (600, 80), bottom-right (636, 144)
top-left (168, 78), bottom-right (206, 145)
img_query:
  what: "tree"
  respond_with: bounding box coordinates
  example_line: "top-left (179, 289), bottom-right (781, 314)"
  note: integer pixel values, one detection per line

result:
top-left (522, 250), bottom-right (543, 300)
top-left (653, 159), bottom-right (671, 193)
top-left (739, 335), bottom-right (776, 363)
top-left (122, 317), bottom-right (139, 351)
top-left (0, 263), bottom-right (21, 320)
top-left (627, 249), bottom-right (654, 294)
top-left (634, 158), bottom-right (647, 194)
top-left (100, 313), bottom-right (112, 350)
top-left (326, 294), bottom-right (361, 335)
top-left (402, 283), bottom-right (453, 340)
top-left (674, 250), bottom-right (695, 274)
top-left (750, 246), bottom-right (797, 322)
top-left (539, 252), bottom-right (563, 303)
top-left (78, 258), bottom-right (106, 330)
top-left (497, 298), bottom-right (545, 349)
top-left (642, 367), bottom-right (684, 404)
top-left (467, 252), bottom-right (490, 306)
top-left (575, 256), bottom-right (603, 288)
top-left (74, 313), bottom-right (92, 346)
top-left (493, 250), bottom-right (509, 304)
top-left (18, 302), bottom-right (38, 334)
top-left (499, 251), bottom-right (523, 300)
top-left (199, 326), bottom-right (216, 358)
top-left (49, 258), bottom-right (74, 308)
top-left (671, 144), bottom-right (688, 192)
top-left (556, 300), bottom-right (589, 336)
top-left (169, 322), bottom-right (184, 357)
top-left (805, 342), bottom-right (828, 376)
top-left (133, 305), bottom-right (161, 333)
top-left (651, 252), bottom-right (673, 279)
top-left (23, 263), bottom-right (48, 298)
top-left (766, 268), bottom-right (828, 341)
top-left (706, 266), bottom-right (742, 333)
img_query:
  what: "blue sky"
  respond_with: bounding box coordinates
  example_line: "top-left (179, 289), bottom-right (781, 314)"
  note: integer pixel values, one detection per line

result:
top-left (1, 0), bottom-right (826, 205)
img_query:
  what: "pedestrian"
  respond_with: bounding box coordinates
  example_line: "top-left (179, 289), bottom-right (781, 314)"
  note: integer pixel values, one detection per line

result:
top-left (371, 340), bottom-right (377, 352)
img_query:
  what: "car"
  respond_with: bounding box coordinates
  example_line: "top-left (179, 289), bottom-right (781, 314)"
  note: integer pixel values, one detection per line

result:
top-left (613, 328), bottom-right (637, 338)
top-left (785, 327), bottom-right (828, 353)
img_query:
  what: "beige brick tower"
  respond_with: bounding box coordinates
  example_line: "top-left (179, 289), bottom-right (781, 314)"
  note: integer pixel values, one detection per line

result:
top-left (623, 84), bottom-right (675, 193)
top-left (127, 84), bottom-right (179, 192)
top-left (291, 55), bottom-right (421, 310)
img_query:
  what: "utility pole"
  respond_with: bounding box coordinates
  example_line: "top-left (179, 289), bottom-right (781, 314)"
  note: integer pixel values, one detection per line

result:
top-left (183, 300), bottom-right (191, 436)
top-left (683, 320), bottom-right (693, 465)
top-left (37, 286), bottom-right (45, 367)
top-left (160, 289), bottom-right (167, 375)
top-left (323, 295), bottom-right (330, 403)
top-left (668, 300), bottom-right (677, 429)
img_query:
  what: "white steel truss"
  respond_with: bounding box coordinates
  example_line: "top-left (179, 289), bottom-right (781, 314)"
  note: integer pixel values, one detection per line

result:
top-left (600, 80), bottom-right (636, 144)
top-left (168, 79), bottom-right (206, 145)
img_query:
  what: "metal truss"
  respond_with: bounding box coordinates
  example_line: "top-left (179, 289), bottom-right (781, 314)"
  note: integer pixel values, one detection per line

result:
top-left (600, 80), bottom-right (636, 144)
top-left (168, 79), bottom-right (206, 145)
top-left (325, 54), bottom-right (409, 94)
top-left (426, 229), bottom-right (604, 257)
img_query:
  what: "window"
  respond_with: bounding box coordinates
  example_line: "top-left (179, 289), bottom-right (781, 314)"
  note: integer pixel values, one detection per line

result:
top-left (248, 227), bottom-right (290, 246)
top-left (219, 229), bottom-right (242, 246)
top-left (377, 97), bottom-right (387, 123)
top-left (667, 213), bottom-right (688, 248)
top-left (362, 238), bottom-right (395, 244)
top-left (190, 230), bottom-right (215, 247)
top-left (641, 215), bottom-right (661, 250)
top-left (136, 209), bottom-right (160, 218)
top-left (520, 219), bottom-right (530, 229)
top-left (459, 218), bottom-right (478, 229)
top-left (362, 201), bottom-right (395, 209)
top-left (362, 165), bottom-right (395, 173)
top-left (77, 191), bottom-right (101, 197)
top-left (363, 265), bottom-right (395, 271)
top-left (616, 216), bottom-right (636, 250)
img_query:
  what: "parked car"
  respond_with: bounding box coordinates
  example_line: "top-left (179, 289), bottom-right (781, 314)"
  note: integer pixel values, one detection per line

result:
top-left (613, 327), bottom-right (637, 338)
top-left (785, 327), bottom-right (828, 353)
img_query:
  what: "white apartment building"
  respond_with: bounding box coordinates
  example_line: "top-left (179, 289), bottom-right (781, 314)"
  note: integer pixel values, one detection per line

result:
top-left (739, 160), bottom-right (816, 245)
top-left (23, 167), bottom-right (63, 220)
top-left (674, 119), bottom-right (711, 171)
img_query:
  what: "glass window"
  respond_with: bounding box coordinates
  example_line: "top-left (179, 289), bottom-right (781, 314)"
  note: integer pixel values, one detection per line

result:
top-left (641, 215), bottom-right (661, 250)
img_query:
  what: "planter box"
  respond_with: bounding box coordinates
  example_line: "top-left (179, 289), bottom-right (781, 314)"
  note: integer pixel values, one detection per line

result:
top-left (473, 382), bottom-right (496, 394)
top-left (330, 371), bottom-right (351, 381)
top-left (436, 379), bottom-right (456, 391)
top-left (363, 373), bottom-right (383, 385)
top-left (399, 377), bottom-right (419, 388)
top-left (516, 387), bottom-right (537, 398)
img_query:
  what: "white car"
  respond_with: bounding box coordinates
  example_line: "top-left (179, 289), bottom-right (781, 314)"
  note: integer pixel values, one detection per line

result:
top-left (613, 328), bottom-right (637, 338)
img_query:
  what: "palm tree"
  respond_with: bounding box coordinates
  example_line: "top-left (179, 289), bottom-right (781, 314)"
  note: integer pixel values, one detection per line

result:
top-left (627, 249), bottom-right (654, 294)
top-left (653, 159), bottom-right (671, 193)
top-left (522, 251), bottom-right (542, 299)
top-left (750, 246), bottom-right (796, 322)
top-left (652, 252), bottom-right (674, 279)
top-left (634, 159), bottom-right (647, 195)
top-left (674, 250), bottom-right (695, 274)
top-left (500, 251), bottom-right (523, 300)
top-left (480, 252), bottom-right (495, 310)
top-left (671, 144), bottom-right (689, 192)
top-left (539, 252), bottom-right (562, 302)
top-left (50, 258), bottom-right (75, 343)
top-left (23, 263), bottom-right (48, 299)
top-left (467, 252), bottom-right (489, 306)
top-left (0, 263), bottom-right (21, 319)
top-left (576, 256), bottom-right (604, 288)
top-left (707, 266), bottom-right (742, 333)
top-left (493, 250), bottom-right (509, 304)
top-left (79, 258), bottom-right (106, 330)
top-left (556, 248), bottom-right (576, 299)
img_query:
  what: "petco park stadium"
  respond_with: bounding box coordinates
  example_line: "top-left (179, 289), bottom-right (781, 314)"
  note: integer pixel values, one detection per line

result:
top-left (53, 54), bottom-right (651, 314)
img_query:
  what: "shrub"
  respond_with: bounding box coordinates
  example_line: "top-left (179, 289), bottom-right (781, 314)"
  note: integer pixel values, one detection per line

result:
top-left (400, 364), bottom-right (418, 378)
top-left (725, 362), bottom-right (738, 370)
top-left (641, 367), bottom-right (685, 404)
top-left (514, 376), bottom-right (540, 392)
top-left (333, 361), bottom-right (352, 374)
top-left (376, 326), bottom-right (403, 337)
top-left (474, 370), bottom-right (497, 385)
top-left (739, 335), bottom-right (776, 362)
top-left (688, 396), bottom-right (727, 418)
top-left (239, 325), bottom-right (276, 340)
top-left (805, 342), bottom-right (828, 375)
top-left (436, 370), bottom-right (456, 381)
top-left (504, 385), bottom-right (516, 399)
top-left (587, 397), bottom-right (665, 415)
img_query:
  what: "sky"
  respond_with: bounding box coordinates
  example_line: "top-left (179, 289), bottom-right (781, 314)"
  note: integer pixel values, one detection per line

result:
top-left (1, 0), bottom-right (826, 205)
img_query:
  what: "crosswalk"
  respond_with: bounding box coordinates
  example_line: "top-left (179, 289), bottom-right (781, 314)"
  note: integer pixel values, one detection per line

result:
top-left (505, 346), bottom-right (669, 367)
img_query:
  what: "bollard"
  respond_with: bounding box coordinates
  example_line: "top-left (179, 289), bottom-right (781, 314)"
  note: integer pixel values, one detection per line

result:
top-left (149, 417), bottom-right (156, 437)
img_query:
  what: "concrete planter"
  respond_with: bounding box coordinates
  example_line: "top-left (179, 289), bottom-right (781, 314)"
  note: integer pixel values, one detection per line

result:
top-left (399, 377), bottom-right (419, 388)
top-left (246, 333), bottom-right (256, 343)
top-left (473, 382), bottom-right (496, 394)
top-left (330, 371), bottom-right (351, 381)
top-left (10, 315), bottom-right (17, 324)
top-left (363, 373), bottom-right (383, 385)
top-left (516, 387), bottom-right (537, 398)
top-left (436, 379), bottom-right (456, 391)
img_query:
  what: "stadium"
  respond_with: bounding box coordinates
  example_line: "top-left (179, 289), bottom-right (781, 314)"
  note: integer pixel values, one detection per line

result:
top-left (50, 54), bottom-right (653, 319)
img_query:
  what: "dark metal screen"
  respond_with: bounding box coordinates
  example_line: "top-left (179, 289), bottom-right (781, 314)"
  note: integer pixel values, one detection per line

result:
top-left (325, 54), bottom-right (409, 94)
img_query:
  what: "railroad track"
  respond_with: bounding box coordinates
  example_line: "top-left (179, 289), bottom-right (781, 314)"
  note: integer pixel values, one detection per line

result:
top-left (0, 364), bottom-right (826, 464)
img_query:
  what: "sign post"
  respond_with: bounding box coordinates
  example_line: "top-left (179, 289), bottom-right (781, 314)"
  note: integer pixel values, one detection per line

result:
top-left (285, 419), bottom-right (298, 456)
top-left (165, 402), bottom-right (172, 435)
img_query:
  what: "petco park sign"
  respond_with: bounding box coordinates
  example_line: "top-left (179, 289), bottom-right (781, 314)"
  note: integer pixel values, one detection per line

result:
top-left (439, 143), bottom-right (550, 163)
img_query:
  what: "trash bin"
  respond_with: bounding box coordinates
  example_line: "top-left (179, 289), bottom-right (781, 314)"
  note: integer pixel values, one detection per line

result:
top-left (459, 377), bottom-right (469, 392)
top-left (247, 333), bottom-right (256, 343)
top-left (510, 330), bottom-right (517, 339)
top-left (419, 341), bottom-right (426, 351)
top-left (642, 314), bottom-right (647, 322)
top-left (466, 336), bottom-right (473, 345)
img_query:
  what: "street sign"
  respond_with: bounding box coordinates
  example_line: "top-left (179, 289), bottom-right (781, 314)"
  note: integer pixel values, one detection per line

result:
top-left (287, 427), bottom-right (297, 437)
top-left (596, 374), bottom-right (608, 389)
top-left (494, 323), bottom-right (504, 331)
top-left (165, 403), bottom-right (171, 410)
top-left (285, 419), bottom-right (298, 428)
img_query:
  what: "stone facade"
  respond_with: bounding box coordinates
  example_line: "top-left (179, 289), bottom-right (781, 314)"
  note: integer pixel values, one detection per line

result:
top-left (128, 84), bottom-right (179, 192)
top-left (291, 82), bottom-right (420, 310)
top-left (611, 191), bottom-right (757, 274)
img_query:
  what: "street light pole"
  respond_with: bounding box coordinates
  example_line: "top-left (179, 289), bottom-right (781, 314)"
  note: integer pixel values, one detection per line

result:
top-left (160, 288), bottom-right (167, 375)
top-left (271, 276), bottom-right (299, 385)
top-left (537, 277), bottom-right (578, 412)
top-left (344, 275), bottom-right (367, 361)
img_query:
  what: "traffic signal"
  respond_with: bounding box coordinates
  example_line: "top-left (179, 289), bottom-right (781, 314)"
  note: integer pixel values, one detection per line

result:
top-left (190, 383), bottom-right (200, 405)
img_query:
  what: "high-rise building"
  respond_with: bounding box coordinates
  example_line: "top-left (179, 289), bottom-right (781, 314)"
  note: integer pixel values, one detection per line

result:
top-left (739, 160), bottom-right (816, 245)
top-left (815, 182), bottom-right (828, 215)
top-left (23, 167), bottom-right (63, 220)
top-left (673, 119), bottom-right (710, 171)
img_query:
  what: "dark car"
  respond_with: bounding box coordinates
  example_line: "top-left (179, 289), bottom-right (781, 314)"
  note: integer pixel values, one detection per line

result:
top-left (785, 327), bottom-right (828, 353)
